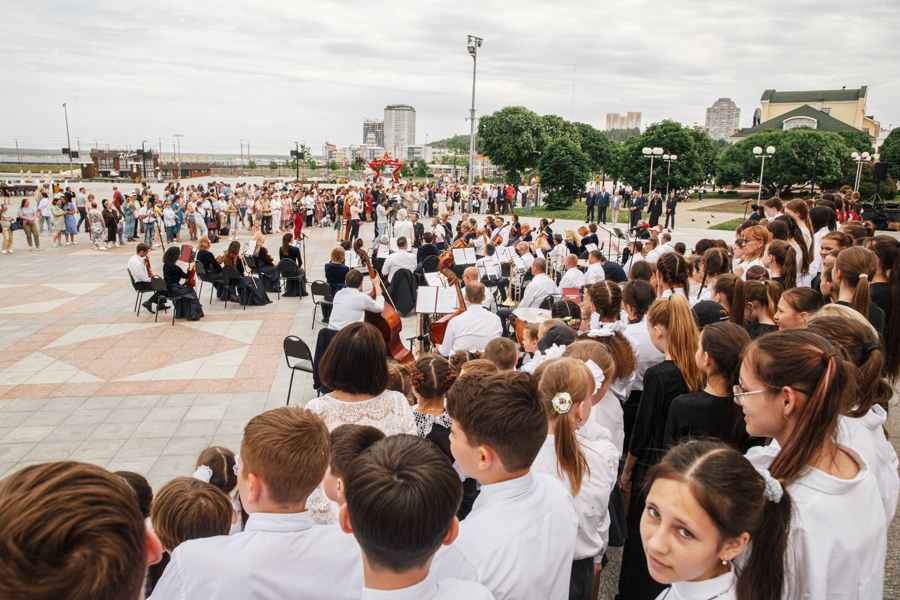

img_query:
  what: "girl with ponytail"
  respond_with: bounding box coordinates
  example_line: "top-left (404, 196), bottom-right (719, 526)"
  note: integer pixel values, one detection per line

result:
top-left (739, 329), bottom-right (887, 599)
top-left (532, 357), bottom-right (619, 599)
top-left (641, 440), bottom-right (791, 600)
top-left (408, 353), bottom-right (477, 518)
top-left (710, 274), bottom-right (745, 328)
top-left (696, 247), bottom-right (730, 301)
top-left (805, 315), bottom-right (899, 525)
top-left (743, 280), bottom-right (781, 339)
top-left (619, 293), bottom-right (701, 600)
top-left (833, 246), bottom-right (885, 335)
top-left (655, 252), bottom-right (692, 302)
top-left (862, 235), bottom-right (900, 381)
top-left (761, 240), bottom-right (798, 289)
top-left (775, 287), bottom-right (823, 330)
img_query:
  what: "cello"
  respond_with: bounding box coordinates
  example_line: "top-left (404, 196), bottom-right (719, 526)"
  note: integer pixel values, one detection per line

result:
top-left (354, 246), bottom-right (414, 364)
top-left (428, 269), bottom-right (467, 346)
top-left (437, 237), bottom-right (466, 272)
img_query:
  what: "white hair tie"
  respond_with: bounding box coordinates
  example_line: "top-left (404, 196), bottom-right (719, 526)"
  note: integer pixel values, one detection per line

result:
top-left (192, 465), bottom-right (213, 484)
top-left (858, 274), bottom-right (869, 279)
top-left (755, 468), bottom-right (784, 503)
top-left (233, 455), bottom-right (240, 476)
top-left (584, 359), bottom-right (606, 394)
top-left (542, 344), bottom-right (567, 360)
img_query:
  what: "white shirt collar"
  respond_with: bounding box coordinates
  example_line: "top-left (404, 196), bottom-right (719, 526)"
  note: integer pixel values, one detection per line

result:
top-left (472, 471), bottom-right (536, 512)
top-left (243, 511), bottom-right (313, 534)
top-left (360, 571), bottom-right (442, 600)
top-left (667, 569), bottom-right (735, 600)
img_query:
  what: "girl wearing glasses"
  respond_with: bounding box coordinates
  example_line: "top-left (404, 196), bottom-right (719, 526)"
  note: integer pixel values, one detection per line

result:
top-left (738, 329), bottom-right (886, 600)
top-left (734, 226), bottom-right (770, 280)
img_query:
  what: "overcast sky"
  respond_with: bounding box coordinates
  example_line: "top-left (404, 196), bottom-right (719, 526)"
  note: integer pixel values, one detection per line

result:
top-left (2, 0), bottom-right (898, 156)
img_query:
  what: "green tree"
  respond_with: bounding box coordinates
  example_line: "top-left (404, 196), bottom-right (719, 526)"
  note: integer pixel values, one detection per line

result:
top-left (616, 120), bottom-right (707, 193)
top-left (541, 114), bottom-right (582, 148)
top-left (414, 160), bottom-right (428, 178)
top-left (836, 130), bottom-right (875, 155)
top-left (350, 159), bottom-right (365, 171)
top-left (573, 121), bottom-right (609, 173)
top-left (269, 160), bottom-right (278, 170)
top-left (477, 106), bottom-right (546, 186)
top-left (879, 128), bottom-right (900, 181)
top-left (688, 128), bottom-right (719, 185)
top-left (246, 160), bottom-right (257, 169)
top-left (601, 128), bottom-right (641, 143)
top-left (538, 138), bottom-right (590, 210)
top-left (400, 164), bottom-right (413, 178)
top-left (287, 159), bottom-right (297, 170)
top-left (307, 160), bottom-right (317, 170)
top-left (329, 160), bottom-right (339, 170)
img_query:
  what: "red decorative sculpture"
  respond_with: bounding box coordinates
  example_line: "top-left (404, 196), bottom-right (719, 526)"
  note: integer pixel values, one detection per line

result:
top-left (368, 152), bottom-right (404, 183)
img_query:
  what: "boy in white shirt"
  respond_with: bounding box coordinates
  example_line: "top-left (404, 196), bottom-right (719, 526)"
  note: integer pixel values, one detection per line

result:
top-left (150, 407), bottom-right (364, 600)
top-left (430, 371), bottom-right (578, 600)
top-left (340, 434), bottom-right (495, 600)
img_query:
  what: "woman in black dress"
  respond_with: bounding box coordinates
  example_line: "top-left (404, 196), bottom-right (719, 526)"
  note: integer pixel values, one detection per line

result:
top-left (619, 294), bottom-right (701, 600)
top-left (409, 353), bottom-right (478, 519)
top-left (161, 247), bottom-right (204, 321)
top-left (251, 232), bottom-right (281, 293)
top-left (101, 199), bottom-right (119, 249)
top-left (222, 241), bottom-right (271, 306)
top-left (647, 192), bottom-right (662, 228)
top-left (278, 233), bottom-right (306, 297)
top-left (195, 236), bottom-right (227, 300)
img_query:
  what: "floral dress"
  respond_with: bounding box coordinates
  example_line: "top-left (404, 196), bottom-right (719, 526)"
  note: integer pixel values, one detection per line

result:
top-left (314, 195), bottom-right (325, 224)
top-left (89, 208), bottom-right (105, 243)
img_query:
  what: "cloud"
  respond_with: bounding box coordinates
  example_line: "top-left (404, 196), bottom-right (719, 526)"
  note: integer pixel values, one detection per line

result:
top-left (1, 0), bottom-right (898, 155)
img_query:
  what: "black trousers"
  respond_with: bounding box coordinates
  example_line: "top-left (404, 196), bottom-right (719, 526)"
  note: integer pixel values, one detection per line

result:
top-left (598, 206), bottom-right (607, 223)
top-left (665, 210), bottom-right (675, 228)
top-left (586, 205), bottom-right (594, 221)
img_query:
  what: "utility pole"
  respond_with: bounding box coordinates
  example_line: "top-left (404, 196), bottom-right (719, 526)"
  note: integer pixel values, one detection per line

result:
top-left (14, 139), bottom-right (20, 164)
top-left (173, 142), bottom-right (177, 179)
top-left (240, 140), bottom-right (243, 167)
top-left (174, 134), bottom-right (183, 179)
top-left (62, 103), bottom-right (72, 178)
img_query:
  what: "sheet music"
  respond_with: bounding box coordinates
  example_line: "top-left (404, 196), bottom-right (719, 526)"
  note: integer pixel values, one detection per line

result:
top-left (452, 248), bottom-right (468, 264)
top-left (495, 245), bottom-right (511, 262)
top-left (522, 253), bottom-right (535, 267)
top-left (512, 255), bottom-right (527, 271)
top-left (436, 288), bottom-right (460, 314)
top-left (424, 272), bottom-right (444, 286)
top-left (484, 260), bottom-right (501, 280)
top-left (585, 243), bottom-right (598, 253)
top-left (376, 245), bottom-right (391, 259)
top-left (245, 240), bottom-right (257, 256)
top-left (463, 247), bottom-right (477, 264)
top-left (345, 252), bottom-right (360, 268)
top-left (533, 249), bottom-right (544, 259)
top-left (416, 286), bottom-right (439, 313)
top-left (390, 238), bottom-right (399, 252)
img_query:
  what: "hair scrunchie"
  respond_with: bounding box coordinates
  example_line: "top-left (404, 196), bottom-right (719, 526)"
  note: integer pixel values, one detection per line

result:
top-left (755, 468), bottom-right (784, 503)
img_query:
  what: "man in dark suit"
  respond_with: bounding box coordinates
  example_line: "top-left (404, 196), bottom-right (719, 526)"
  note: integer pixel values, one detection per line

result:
top-left (597, 187), bottom-right (610, 224)
top-left (427, 185), bottom-right (436, 218)
top-left (664, 192), bottom-right (678, 230)
top-left (629, 189), bottom-right (646, 228)
top-left (410, 213), bottom-right (425, 247)
top-left (585, 188), bottom-right (596, 223)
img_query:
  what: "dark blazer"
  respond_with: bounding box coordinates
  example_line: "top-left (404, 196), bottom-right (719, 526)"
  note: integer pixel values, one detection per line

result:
top-left (597, 191), bottom-right (610, 208)
top-left (585, 192), bottom-right (596, 208)
top-left (665, 196), bottom-right (678, 211)
top-left (417, 243), bottom-right (439, 264)
top-left (603, 261), bottom-right (628, 283)
top-left (632, 194), bottom-right (646, 211)
top-left (412, 222), bottom-right (425, 247)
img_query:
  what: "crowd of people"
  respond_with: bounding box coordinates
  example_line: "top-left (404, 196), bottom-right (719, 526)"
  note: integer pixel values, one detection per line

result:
top-left (0, 177), bottom-right (897, 600)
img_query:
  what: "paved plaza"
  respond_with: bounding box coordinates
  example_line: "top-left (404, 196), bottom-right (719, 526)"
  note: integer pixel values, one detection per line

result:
top-left (1, 179), bottom-right (899, 597)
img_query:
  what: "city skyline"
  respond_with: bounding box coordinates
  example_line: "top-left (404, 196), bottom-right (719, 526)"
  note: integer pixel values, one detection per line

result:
top-left (1, 0), bottom-right (898, 155)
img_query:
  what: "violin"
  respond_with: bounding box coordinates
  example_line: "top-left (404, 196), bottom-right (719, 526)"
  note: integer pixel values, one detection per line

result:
top-left (354, 246), bottom-right (414, 364)
top-left (184, 265), bottom-right (196, 287)
top-left (144, 256), bottom-right (152, 278)
top-left (429, 269), bottom-right (467, 346)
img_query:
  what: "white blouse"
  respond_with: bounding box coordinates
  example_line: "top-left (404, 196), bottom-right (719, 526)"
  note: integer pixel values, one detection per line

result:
top-left (652, 569), bottom-right (735, 600)
top-left (625, 316), bottom-right (665, 394)
top-left (305, 390), bottom-right (415, 524)
top-left (745, 444), bottom-right (886, 599)
top-left (837, 406), bottom-right (899, 525)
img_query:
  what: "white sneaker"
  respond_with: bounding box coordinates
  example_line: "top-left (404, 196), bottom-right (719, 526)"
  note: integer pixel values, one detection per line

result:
top-left (53, 243), bottom-right (59, 247)
top-left (7, 249), bottom-right (13, 253)
top-left (152, 243), bottom-right (160, 248)
top-left (1, 250), bottom-right (7, 254)
top-left (28, 247), bottom-right (33, 251)
top-left (71, 241), bottom-right (77, 245)
top-left (115, 243), bottom-right (120, 247)
top-left (36, 247), bottom-right (44, 251)
top-left (98, 247), bottom-right (107, 251)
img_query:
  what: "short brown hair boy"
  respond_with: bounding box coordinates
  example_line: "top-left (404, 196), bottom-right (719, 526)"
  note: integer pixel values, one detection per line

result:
top-left (446, 371), bottom-right (546, 472)
top-left (330, 424), bottom-right (386, 477)
top-left (341, 435), bottom-right (462, 571)
top-left (0, 461), bottom-right (161, 600)
top-left (151, 477), bottom-right (233, 551)
top-left (484, 337), bottom-right (517, 371)
top-left (241, 406), bottom-right (330, 504)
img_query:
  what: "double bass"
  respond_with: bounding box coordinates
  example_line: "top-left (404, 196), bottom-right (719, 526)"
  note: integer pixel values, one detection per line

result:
top-left (354, 246), bottom-right (414, 364)
top-left (428, 269), bottom-right (467, 346)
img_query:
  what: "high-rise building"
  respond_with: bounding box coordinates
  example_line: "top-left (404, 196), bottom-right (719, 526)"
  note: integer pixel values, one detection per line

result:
top-left (363, 119), bottom-right (383, 147)
top-left (383, 104), bottom-right (416, 159)
top-left (606, 112), bottom-right (642, 131)
top-left (705, 98), bottom-right (741, 140)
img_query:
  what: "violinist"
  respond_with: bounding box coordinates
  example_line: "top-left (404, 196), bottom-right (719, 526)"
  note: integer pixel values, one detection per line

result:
top-left (279, 233), bottom-right (306, 298)
top-left (429, 217), bottom-right (446, 250)
top-left (195, 236), bottom-right (226, 299)
top-left (328, 269), bottom-right (384, 331)
top-left (491, 217), bottom-right (509, 246)
top-left (436, 281), bottom-right (501, 357)
top-left (161, 246), bottom-right (204, 321)
top-left (537, 218), bottom-right (555, 247)
top-left (416, 232), bottom-right (439, 270)
top-left (251, 231), bottom-right (280, 293)
top-left (222, 240), bottom-right (271, 306)
top-left (127, 243), bottom-right (169, 314)
top-left (410, 213), bottom-right (424, 248)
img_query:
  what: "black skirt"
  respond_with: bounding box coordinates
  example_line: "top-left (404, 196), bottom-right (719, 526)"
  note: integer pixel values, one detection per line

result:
top-left (170, 286), bottom-right (204, 321)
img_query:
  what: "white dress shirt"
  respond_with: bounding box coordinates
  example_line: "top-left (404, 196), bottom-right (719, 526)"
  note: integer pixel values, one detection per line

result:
top-left (532, 434), bottom-right (619, 561)
top-left (644, 246), bottom-right (663, 263)
top-left (584, 262), bottom-right (606, 286)
top-left (394, 219), bottom-right (414, 242)
top-left (148, 511), bottom-right (364, 600)
top-left (837, 406), bottom-right (899, 525)
top-left (519, 273), bottom-right (561, 309)
top-left (360, 572), bottom-right (495, 600)
top-left (383, 250), bottom-right (417, 283)
top-left (580, 389), bottom-right (626, 456)
top-left (622, 254), bottom-right (645, 276)
top-left (127, 254), bottom-right (151, 283)
top-left (652, 569), bottom-right (736, 600)
top-left (745, 444), bottom-right (886, 600)
top-left (430, 471), bottom-right (578, 600)
top-left (329, 287), bottom-right (385, 331)
top-left (625, 317), bottom-right (665, 393)
top-left (558, 266), bottom-right (586, 292)
top-left (437, 305), bottom-right (502, 356)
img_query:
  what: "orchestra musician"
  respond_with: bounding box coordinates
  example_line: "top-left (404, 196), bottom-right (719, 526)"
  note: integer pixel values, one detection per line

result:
top-left (128, 243), bottom-right (169, 314)
top-left (222, 240), bottom-right (271, 306)
top-left (161, 246), bottom-right (204, 321)
top-left (278, 233), bottom-right (306, 297)
top-left (436, 281), bottom-right (501, 357)
top-left (195, 236), bottom-right (227, 300)
top-left (381, 237), bottom-right (416, 285)
top-left (496, 257), bottom-right (561, 337)
top-left (410, 213), bottom-right (424, 248)
top-left (328, 269), bottom-right (385, 331)
top-left (251, 231), bottom-right (281, 293)
top-left (463, 266), bottom-right (494, 309)
top-left (416, 232), bottom-right (439, 270)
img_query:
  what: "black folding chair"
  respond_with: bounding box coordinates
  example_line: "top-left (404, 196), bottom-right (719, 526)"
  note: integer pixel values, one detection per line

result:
top-left (221, 266), bottom-right (247, 310)
top-left (422, 255), bottom-right (439, 273)
top-left (310, 280), bottom-right (334, 329)
top-left (277, 258), bottom-right (304, 300)
top-left (194, 262), bottom-right (217, 305)
top-left (128, 270), bottom-right (149, 316)
top-left (150, 276), bottom-right (186, 325)
top-left (538, 295), bottom-right (554, 310)
top-left (283, 335), bottom-right (314, 405)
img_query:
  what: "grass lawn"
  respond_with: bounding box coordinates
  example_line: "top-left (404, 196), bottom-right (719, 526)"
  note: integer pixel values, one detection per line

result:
top-left (0, 164), bottom-right (68, 174)
top-left (689, 198), bottom-right (755, 214)
top-left (526, 204), bottom-right (635, 224)
top-left (709, 218), bottom-right (745, 231)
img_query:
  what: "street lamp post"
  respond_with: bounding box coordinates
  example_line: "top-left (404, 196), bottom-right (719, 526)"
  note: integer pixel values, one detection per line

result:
top-left (851, 151), bottom-right (871, 192)
top-left (466, 35), bottom-right (482, 195)
top-left (174, 134), bottom-right (183, 179)
top-left (599, 145), bottom-right (608, 188)
top-left (811, 143), bottom-right (825, 195)
top-left (642, 147), bottom-right (663, 195)
top-left (62, 103), bottom-right (72, 179)
top-left (753, 145), bottom-right (776, 204)
top-left (663, 154), bottom-right (678, 198)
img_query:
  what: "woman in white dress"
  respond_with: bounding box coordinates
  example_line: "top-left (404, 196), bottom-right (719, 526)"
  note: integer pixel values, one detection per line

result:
top-left (739, 329), bottom-right (887, 599)
top-left (305, 322), bottom-right (415, 524)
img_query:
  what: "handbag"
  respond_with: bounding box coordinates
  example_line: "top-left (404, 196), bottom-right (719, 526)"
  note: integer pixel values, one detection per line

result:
top-left (10, 217), bottom-right (23, 231)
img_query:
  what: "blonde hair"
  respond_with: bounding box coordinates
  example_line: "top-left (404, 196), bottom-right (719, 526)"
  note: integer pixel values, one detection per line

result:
top-left (647, 294), bottom-right (701, 392)
top-left (538, 319), bottom-right (567, 338)
top-left (533, 357), bottom-right (593, 495)
top-left (563, 340), bottom-right (617, 383)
